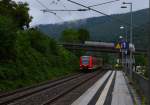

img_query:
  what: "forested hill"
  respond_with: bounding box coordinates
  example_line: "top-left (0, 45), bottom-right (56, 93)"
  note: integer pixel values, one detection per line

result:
top-left (37, 8), bottom-right (149, 49)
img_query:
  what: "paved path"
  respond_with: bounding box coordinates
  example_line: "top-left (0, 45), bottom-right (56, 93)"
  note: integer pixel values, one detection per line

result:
top-left (111, 71), bottom-right (134, 105)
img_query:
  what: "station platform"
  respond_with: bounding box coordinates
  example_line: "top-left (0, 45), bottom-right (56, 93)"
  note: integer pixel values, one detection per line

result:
top-left (111, 71), bottom-right (134, 105)
top-left (71, 70), bottom-right (134, 105)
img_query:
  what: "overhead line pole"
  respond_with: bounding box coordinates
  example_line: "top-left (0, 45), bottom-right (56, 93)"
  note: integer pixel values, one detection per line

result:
top-left (130, 3), bottom-right (133, 78)
top-left (122, 2), bottom-right (133, 78)
top-left (148, 0), bottom-right (150, 104)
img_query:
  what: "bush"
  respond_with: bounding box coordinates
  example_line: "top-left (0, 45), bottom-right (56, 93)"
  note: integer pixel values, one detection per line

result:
top-left (0, 16), bottom-right (17, 61)
top-left (0, 0), bottom-right (79, 92)
top-left (0, 28), bottom-right (79, 91)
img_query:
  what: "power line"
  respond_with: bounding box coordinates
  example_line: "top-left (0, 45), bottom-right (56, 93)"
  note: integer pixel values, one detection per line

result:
top-left (67, 0), bottom-right (143, 29)
top-left (59, 0), bottom-right (72, 15)
top-left (35, 0), bottom-right (65, 21)
top-left (35, 0), bottom-right (56, 15)
top-left (41, 9), bottom-right (89, 12)
top-left (88, 0), bottom-right (120, 8)
top-left (36, 0), bottom-right (147, 32)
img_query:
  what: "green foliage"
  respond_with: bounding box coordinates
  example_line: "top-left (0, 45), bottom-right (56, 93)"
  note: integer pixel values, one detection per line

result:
top-left (0, 28), bottom-right (79, 91)
top-left (135, 54), bottom-right (147, 66)
top-left (28, 29), bottom-right (58, 55)
top-left (61, 29), bottom-right (79, 43)
top-left (0, 0), bottom-right (32, 29)
top-left (60, 28), bottom-right (90, 56)
top-left (100, 53), bottom-right (114, 64)
top-left (78, 28), bottom-right (90, 43)
top-left (0, 16), bottom-right (17, 61)
top-left (0, 1), bottom-right (79, 92)
top-left (135, 54), bottom-right (148, 78)
top-left (57, 47), bottom-right (79, 66)
top-left (60, 28), bottom-right (90, 43)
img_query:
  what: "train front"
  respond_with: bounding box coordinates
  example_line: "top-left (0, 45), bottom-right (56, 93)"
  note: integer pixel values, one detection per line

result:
top-left (80, 56), bottom-right (92, 70)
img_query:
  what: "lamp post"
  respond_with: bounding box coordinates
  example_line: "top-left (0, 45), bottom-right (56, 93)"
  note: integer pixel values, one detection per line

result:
top-left (121, 2), bottom-right (133, 78)
top-left (120, 36), bottom-right (124, 71)
top-left (120, 26), bottom-right (128, 74)
top-left (120, 25), bottom-right (128, 41)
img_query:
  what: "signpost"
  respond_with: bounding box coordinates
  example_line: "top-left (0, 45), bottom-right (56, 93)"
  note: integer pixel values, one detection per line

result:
top-left (115, 42), bottom-right (122, 49)
top-left (115, 37), bottom-right (128, 49)
top-left (115, 36), bottom-right (128, 74)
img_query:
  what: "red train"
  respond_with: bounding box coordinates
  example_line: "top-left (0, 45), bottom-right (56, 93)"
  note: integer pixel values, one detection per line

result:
top-left (80, 56), bottom-right (103, 71)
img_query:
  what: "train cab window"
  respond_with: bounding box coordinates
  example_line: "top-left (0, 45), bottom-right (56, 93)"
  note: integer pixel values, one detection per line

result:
top-left (82, 56), bottom-right (89, 64)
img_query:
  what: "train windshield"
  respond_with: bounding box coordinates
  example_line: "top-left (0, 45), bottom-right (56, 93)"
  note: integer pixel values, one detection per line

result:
top-left (82, 56), bottom-right (89, 64)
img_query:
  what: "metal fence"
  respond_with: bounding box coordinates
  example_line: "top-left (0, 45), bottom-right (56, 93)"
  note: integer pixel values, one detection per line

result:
top-left (132, 71), bottom-right (149, 99)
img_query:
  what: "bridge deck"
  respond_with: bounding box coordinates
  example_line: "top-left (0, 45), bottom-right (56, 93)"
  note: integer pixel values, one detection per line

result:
top-left (61, 43), bottom-right (147, 55)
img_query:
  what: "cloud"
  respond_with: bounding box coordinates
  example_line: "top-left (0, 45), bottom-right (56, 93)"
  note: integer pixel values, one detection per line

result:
top-left (13, 0), bottom-right (149, 26)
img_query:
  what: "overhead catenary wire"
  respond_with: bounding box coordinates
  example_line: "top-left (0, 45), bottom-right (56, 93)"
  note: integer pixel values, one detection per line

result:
top-left (41, 9), bottom-right (89, 12)
top-left (72, 0), bottom-right (148, 32)
top-left (67, 0), bottom-right (145, 29)
top-left (35, 0), bottom-right (56, 15)
top-left (40, 8), bottom-right (89, 22)
top-left (49, 0), bottom-right (71, 11)
top-left (59, 0), bottom-right (72, 15)
top-left (36, 0), bottom-right (89, 22)
top-left (36, 0), bottom-right (147, 32)
top-left (35, 0), bottom-right (65, 21)
top-left (68, 0), bottom-right (133, 27)
top-left (88, 0), bottom-right (120, 8)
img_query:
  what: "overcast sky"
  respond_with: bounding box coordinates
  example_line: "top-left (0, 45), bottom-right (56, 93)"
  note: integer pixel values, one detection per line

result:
top-left (13, 0), bottom-right (149, 26)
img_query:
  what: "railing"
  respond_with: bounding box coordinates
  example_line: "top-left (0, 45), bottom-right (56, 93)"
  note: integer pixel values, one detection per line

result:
top-left (132, 71), bottom-right (149, 99)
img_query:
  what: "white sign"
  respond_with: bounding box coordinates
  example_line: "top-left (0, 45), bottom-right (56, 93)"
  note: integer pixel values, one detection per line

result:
top-left (129, 43), bottom-right (135, 52)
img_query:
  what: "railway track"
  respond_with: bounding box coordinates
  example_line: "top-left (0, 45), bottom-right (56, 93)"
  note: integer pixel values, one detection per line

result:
top-left (0, 73), bottom-right (83, 105)
top-left (42, 70), bottom-right (106, 105)
top-left (0, 70), bottom-right (107, 105)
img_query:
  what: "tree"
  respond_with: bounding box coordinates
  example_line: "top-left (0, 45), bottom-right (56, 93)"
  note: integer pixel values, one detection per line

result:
top-left (135, 54), bottom-right (147, 66)
top-left (60, 28), bottom-right (90, 43)
top-left (0, 16), bottom-right (17, 61)
top-left (60, 29), bottom-right (79, 43)
top-left (29, 29), bottom-right (58, 55)
top-left (0, 0), bottom-right (32, 29)
top-left (78, 28), bottom-right (90, 43)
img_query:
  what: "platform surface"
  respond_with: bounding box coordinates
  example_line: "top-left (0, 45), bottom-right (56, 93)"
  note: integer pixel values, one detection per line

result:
top-left (71, 71), bottom-right (112, 105)
top-left (71, 71), bottom-right (134, 105)
top-left (111, 71), bottom-right (134, 105)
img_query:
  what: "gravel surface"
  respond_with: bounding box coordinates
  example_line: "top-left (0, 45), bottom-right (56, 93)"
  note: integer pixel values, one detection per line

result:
top-left (0, 73), bottom-right (82, 105)
top-left (8, 70), bottom-right (103, 105)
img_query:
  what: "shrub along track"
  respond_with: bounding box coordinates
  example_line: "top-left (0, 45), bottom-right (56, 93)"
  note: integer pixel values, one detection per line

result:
top-left (0, 70), bottom-right (107, 105)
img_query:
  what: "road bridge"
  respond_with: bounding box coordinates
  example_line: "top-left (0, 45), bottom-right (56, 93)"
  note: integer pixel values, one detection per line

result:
top-left (59, 43), bottom-right (147, 55)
